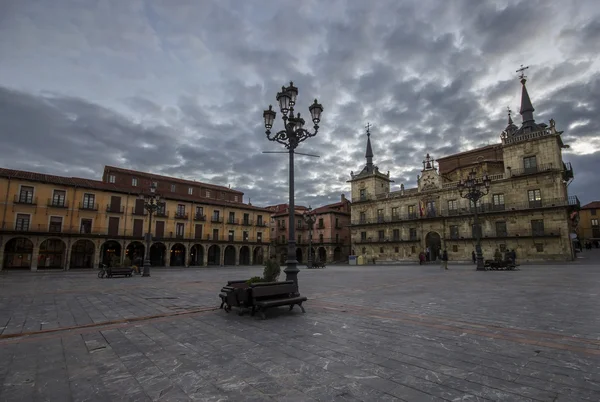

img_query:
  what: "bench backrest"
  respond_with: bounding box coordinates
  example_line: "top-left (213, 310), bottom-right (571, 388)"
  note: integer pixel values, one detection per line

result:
top-left (251, 283), bottom-right (296, 299)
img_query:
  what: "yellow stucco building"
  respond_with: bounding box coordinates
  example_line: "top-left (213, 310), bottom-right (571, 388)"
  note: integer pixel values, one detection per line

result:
top-left (576, 201), bottom-right (600, 243)
top-left (0, 166), bottom-right (270, 271)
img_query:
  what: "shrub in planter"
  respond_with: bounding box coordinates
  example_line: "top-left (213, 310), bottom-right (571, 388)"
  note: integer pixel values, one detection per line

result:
top-left (246, 276), bottom-right (264, 285)
top-left (263, 259), bottom-right (281, 282)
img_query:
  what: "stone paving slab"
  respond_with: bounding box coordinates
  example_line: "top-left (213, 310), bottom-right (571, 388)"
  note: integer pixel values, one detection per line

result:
top-left (0, 261), bottom-right (599, 401)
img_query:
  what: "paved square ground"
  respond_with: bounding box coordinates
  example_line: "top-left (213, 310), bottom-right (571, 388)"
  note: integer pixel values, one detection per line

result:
top-left (1, 258), bottom-right (599, 401)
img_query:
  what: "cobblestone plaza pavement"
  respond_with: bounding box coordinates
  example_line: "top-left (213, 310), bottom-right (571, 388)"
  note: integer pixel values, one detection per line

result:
top-left (1, 258), bottom-right (599, 401)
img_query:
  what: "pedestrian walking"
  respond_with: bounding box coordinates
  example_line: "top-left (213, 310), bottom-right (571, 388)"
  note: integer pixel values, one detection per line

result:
top-left (441, 249), bottom-right (448, 270)
top-left (472, 250), bottom-right (476, 264)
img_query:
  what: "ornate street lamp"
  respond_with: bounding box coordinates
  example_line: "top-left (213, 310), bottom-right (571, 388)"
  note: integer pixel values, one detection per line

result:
top-left (457, 168), bottom-right (491, 271)
top-left (139, 182), bottom-right (161, 277)
top-left (303, 206), bottom-right (315, 268)
top-left (263, 82), bottom-right (323, 287)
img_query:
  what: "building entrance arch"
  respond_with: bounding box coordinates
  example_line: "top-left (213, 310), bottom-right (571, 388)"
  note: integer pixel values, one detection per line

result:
top-left (318, 247), bottom-right (327, 263)
top-left (39, 239), bottom-right (66, 269)
top-left (207, 245), bottom-right (220, 266)
top-left (170, 243), bottom-right (186, 266)
top-left (150, 243), bottom-right (166, 266)
top-left (190, 244), bottom-right (204, 266)
top-left (101, 241), bottom-right (121, 266)
top-left (70, 239), bottom-right (95, 268)
top-left (253, 247), bottom-right (263, 265)
top-left (3, 237), bottom-right (34, 269)
top-left (425, 231), bottom-right (442, 261)
top-left (224, 246), bottom-right (236, 265)
top-left (239, 246), bottom-right (250, 265)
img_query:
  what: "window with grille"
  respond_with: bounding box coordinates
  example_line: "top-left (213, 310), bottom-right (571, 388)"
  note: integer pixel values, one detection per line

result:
top-left (176, 223), bottom-right (185, 237)
top-left (523, 156), bottom-right (537, 173)
top-left (391, 207), bottom-right (399, 220)
top-left (528, 189), bottom-right (542, 207)
top-left (83, 193), bottom-right (95, 209)
top-left (19, 186), bottom-right (34, 203)
top-left (409, 228), bottom-right (417, 240)
top-left (377, 209), bottom-right (384, 222)
top-left (52, 190), bottom-right (66, 207)
top-left (49, 216), bottom-right (62, 232)
top-left (243, 231), bottom-right (248, 241)
top-left (492, 194), bottom-right (505, 210)
top-left (177, 204), bottom-right (186, 216)
top-left (531, 219), bottom-right (545, 236)
top-left (495, 221), bottom-right (507, 237)
top-left (80, 219), bottom-right (92, 234)
top-left (15, 214), bottom-right (30, 231)
top-left (359, 212), bottom-right (366, 223)
top-left (447, 200), bottom-right (458, 212)
top-left (408, 205), bottom-right (416, 218)
top-left (450, 225), bottom-right (459, 239)
top-left (229, 230), bottom-right (235, 241)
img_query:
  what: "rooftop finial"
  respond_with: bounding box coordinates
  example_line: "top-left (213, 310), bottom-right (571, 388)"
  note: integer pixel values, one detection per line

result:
top-left (516, 64), bottom-right (529, 82)
top-left (507, 106), bottom-right (513, 125)
top-left (365, 122), bottom-right (374, 169)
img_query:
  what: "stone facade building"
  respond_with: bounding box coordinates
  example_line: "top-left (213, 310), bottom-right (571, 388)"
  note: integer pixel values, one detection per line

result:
top-left (348, 76), bottom-right (579, 263)
top-left (0, 166), bottom-right (270, 271)
top-left (268, 195), bottom-right (351, 264)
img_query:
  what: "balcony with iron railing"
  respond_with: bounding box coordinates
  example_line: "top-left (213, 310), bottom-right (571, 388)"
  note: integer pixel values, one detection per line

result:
top-left (350, 196), bottom-right (580, 226)
top-left (355, 236), bottom-right (420, 244)
top-left (46, 198), bottom-right (68, 208)
top-left (131, 207), bottom-right (146, 216)
top-left (155, 210), bottom-right (169, 218)
top-left (509, 162), bottom-right (557, 177)
top-left (256, 221), bottom-right (268, 227)
top-left (445, 227), bottom-right (563, 240)
top-left (563, 162), bottom-right (574, 181)
top-left (211, 216), bottom-right (223, 223)
top-left (241, 219), bottom-right (253, 226)
top-left (14, 195), bottom-right (37, 205)
top-left (226, 218), bottom-right (239, 225)
top-left (79, 202), bottom-right (99, 211)
top-left (194, 214), bottom-right (206, 221)
top-left (106, 205), bottom-right (125, 214)
top-left (174, 212), bottom-right (189, 220)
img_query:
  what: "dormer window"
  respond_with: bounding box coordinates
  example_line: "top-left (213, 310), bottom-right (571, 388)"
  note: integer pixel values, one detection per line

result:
top-left (132, 178), bottom-right (138, 186)
top-left (109, 174), bottom-right (115, 183)
top-left (188, 187), bottom-right (193, 195)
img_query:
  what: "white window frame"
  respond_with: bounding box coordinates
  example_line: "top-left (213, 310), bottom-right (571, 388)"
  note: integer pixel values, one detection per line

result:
top-left (82, 193), bottom-right (96, 209)
top-left (206, 190), bottom-right (211, 197)
top-left (132, 178), bottom-right (138, 186)
top-left (18, 184), bottom-right (35, 203)
top-left (15, 213), bottom-right (31, 231)
top-left (48, 215), bottom-right (64, 232)
top-left (109, 174), bottom-right (116, 183)
top-left (52, 189), bottom-right (67, 206)
top-left (188, 187), bottom-right (193, 195)
top-left (79, 218), bottom-right (93, 234)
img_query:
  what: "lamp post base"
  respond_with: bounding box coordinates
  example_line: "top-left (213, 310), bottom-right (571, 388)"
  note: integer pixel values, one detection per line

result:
top-left (142, 258), bottom-right (151, 277)
top-left (283, 259), bottom-right (299, 286)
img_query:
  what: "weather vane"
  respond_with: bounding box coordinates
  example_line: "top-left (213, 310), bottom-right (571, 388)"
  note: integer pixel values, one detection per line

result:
top-left (516, 64), bottom-right (529, 80)
top-left (365, 122), bottom-right (371, 134)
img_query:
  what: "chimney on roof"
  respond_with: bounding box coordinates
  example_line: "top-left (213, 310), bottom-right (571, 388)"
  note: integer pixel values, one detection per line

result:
top-left (341, 194), bottom-right (346, 202)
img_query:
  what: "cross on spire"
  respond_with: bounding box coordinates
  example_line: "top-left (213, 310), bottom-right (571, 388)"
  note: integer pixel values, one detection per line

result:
top-left (516, 64), bottom-right (529, 80)
top-left (365, 122), bottom-right (371, 136)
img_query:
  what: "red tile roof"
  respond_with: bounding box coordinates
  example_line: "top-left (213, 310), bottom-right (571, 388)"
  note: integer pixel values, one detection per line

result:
top-left (0, 167), bottom-right (270, 212)
top-left (581, 201), bottom-right (600, 210)
top-left (104, 165), bottom-right (244, 194)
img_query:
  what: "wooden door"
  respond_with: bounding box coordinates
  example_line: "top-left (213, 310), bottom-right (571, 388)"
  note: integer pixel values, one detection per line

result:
top-left (194, 224), bottom-right (203, 239)
top-left (135, 198), bottom-right (145, 215)
top-left (110, 196), bottom-right (121, 212)
top-left (155, 221), bottom-right (165, 238)
top-left (108, 217), bottom-right (120, 236)
top-left (133, 219), bottom-right (144, 237)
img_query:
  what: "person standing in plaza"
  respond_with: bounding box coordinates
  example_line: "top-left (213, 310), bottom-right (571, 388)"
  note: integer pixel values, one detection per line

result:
top-left (472, 250), bottom-right (476, 264)
top-left (441, 249), bottom-right (448, 270)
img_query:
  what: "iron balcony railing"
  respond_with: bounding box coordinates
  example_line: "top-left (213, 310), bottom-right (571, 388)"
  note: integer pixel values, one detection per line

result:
top-left (509, 162), bottom-right (557, 177)
top-left (174, 212), bottom-right (189, 220)
top-left (350, 196), bottom-right (580, 226)
top-left (194, 214), bottom-right (206, 221)
top-left (241, 219), bottom-right (253, 226)
top-left (47, 198), bottom-right (68, 208)
top-left (14, 194), bottom-right (37, 205)
top-left (355, 237), bottom-right (420, 244)
top-left (106, 205), bottom-right (125, 214)
top-left (227, 218), bottom-right (240, 225)
top-left (131, 207), bottom-right (146, 216)
top-left (79, 202), bottom-right (99, 211)
top-left (445, 227), bottom-right (562, 240)
top-left (0, 223), bottom-right (270, 242)
top-left (155, 210), bottom-right (169, 218)
top-left (211, 216), bottom-right (223, 223)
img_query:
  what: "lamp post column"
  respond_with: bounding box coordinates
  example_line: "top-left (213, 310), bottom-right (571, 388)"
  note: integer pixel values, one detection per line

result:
top-left (143, 208), bottom-right (153, 277)
top-left (473, 205), bottom-right (484, 270)
top-left (285, 140), bottom-right (299, 285)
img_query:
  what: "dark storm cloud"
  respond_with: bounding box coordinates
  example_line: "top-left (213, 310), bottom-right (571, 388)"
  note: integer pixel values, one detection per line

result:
top-left (0, 0), bottom-right (599, 207)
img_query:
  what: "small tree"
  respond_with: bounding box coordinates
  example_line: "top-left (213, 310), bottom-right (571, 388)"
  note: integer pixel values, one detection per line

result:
top-left (263, 258), bottom-right (281, 282)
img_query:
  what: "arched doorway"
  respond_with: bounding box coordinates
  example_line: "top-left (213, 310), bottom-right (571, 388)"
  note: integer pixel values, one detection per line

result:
top-left (207, 245), bottom-right (220, 266)
top-left (224, 245), bottom-right (236, 265)
top-left (190, 244), bottom-right (204, 266)
top-left (308, 247), bottom-right (315, 262)
top-left (253, 247), bottom-right (264, 265)
top-left (101, 240), bottom-right (121, 266)
top-left (318, 247), bottom-right (327, 263)
top-left (296, 248), bottom-right (303, 264)
top-left (126, 241), bottom-right (145, 264)
top-left (170, 243), bottom-right (186, 266)
top-left (425, 232), bottom-right (442, 261)
top-left (3, 237), bottom-right (33, 269)
top-left (150, 243), bottom-right (166, 266)
top-left (39, 239), bottom-right (66, 269)
top-left (239, 246), bottom-right (250, 265)
top-left (333, 246), bottom-right (342, 261)
top-left (70, 239), bottom-right (95, 268)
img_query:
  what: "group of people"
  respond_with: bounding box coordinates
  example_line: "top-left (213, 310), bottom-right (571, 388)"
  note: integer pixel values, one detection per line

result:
top-left (471, 249), bottom-right (517, 264)
top-left (418, 248), bottom-right (449, 269)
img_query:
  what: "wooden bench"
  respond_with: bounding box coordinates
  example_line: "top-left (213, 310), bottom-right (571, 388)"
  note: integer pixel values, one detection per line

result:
top-left (250, 281), bottom-right (307, 319)
top-left (219, 280), bottom-right (250, 313)
top-left (107, 267), bottom-right (134, 278)
top-left (307, 261), bottom-right (326, 269)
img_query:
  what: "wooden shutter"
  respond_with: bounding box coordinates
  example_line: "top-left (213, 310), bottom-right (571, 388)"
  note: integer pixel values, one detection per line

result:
top-left (195, 224), bottom-right (203, 239)
top-left (155, 221), bottom-right (165, 238)
top-left (108, 217), bottom-right (120, 236)
top-left (133, 219), bottom-right (144, 237)
top-left (135, 198), bottom-right (145, 215)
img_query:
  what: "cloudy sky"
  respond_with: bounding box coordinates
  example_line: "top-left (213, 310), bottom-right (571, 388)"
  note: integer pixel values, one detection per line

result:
top-left (1, 0), bottom-right (599, 207)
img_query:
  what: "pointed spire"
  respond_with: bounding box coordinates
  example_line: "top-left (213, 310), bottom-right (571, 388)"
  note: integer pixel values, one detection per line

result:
top-left (516, 65), bottom-right (535, 128)
top-left (507, 106), bottom-right (513, 126)
top-left (365, 122), bottom-right (373, 170)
